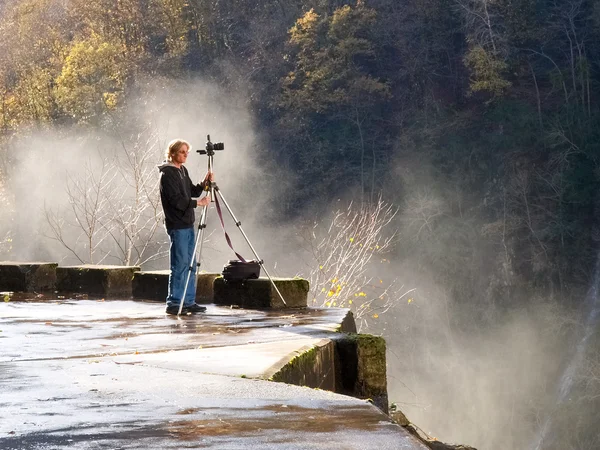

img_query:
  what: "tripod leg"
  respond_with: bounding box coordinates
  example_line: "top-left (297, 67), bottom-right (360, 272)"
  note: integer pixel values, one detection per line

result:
top-left (177, 204), bottom-right (209, 315)
top-left (213, 187), bottom-right (288, 306)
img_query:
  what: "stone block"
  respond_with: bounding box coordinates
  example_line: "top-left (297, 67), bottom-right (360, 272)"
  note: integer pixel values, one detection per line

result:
top-left (335, 334), bottom-right (388, 413)
top-left (131, 270), bottom-right (219, 302)
top-left (56, 265), bottom-right (140, 298)
top-left (132, 270), bottom-right (169, 301)
top-left (195, 272), bottom-right (220, 304)
top-left (0, 262), bottom-right (58, 292)
top-left (213, 277), bottom-right (308, 308)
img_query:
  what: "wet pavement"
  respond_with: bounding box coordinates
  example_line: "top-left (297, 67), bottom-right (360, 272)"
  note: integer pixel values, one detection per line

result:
top-left (0, 299), bottom-right (428, 449)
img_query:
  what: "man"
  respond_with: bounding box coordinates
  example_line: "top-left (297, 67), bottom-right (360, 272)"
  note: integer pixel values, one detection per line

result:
top-left (158, 139), bottom-right (213, 315)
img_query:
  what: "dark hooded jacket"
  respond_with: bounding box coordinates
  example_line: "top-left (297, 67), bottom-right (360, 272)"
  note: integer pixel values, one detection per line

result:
top-left (158, 162), bottom-right (207, 231)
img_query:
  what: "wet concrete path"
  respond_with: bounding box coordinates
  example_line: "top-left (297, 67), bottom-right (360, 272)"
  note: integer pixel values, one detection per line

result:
top-left (0, 300), bottom-right (428, 449)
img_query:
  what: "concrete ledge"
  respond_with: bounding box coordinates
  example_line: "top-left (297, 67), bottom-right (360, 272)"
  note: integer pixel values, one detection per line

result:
top-left (56, 265), bottom-right (140, 298)
top-left (131, 270), bottom-right (220, 302)
top-left (266, 332), bottom-right (388, 413)
top-left (195, 272), bottom-right (221, 303)
top-left (269, 339), bottom-right (337, 391)
top-left (0, 262), bottom-right (58, 292)
top-left (213, 277), bottom-right (308, 308)
top-left (132, 270), bottom-right (169, 301)
top-left (0, 300), bottom-right (434, 449)
top-left (335, 334), bottom-right (389, 413)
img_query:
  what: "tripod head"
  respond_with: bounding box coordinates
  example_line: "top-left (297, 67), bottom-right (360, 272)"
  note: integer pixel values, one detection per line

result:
top-left (197, 135), bottom-right (224, 157)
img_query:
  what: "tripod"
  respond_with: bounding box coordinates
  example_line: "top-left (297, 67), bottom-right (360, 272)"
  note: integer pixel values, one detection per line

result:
top-left (177, 137), bottom-right (287, 315)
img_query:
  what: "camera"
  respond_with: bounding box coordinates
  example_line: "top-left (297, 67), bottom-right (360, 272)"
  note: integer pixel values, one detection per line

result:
top-left (197, 135), bottom-right (224, 155)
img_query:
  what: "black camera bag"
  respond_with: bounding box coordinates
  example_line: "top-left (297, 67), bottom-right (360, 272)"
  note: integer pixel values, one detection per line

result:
top-left (222, 259), bottom-right (261, 281)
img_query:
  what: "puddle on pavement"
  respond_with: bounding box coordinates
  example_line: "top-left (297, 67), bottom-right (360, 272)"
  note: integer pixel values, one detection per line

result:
top-left (167, 405), bottom-right (391, 439)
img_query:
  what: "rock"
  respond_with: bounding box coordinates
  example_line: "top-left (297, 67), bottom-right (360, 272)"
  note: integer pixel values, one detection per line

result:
top-left (390, 409), bottom-right (411, 427)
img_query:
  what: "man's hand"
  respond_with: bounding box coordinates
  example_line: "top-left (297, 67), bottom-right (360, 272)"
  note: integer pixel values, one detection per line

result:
top-left (197, 194), bottom-right (211, 207)
top-left (203, 171), bottom-right (215, 184)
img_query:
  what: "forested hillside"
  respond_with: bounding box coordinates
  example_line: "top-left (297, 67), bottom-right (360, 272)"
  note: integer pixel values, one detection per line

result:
top-left (1, 0), bottom-right (600, 448)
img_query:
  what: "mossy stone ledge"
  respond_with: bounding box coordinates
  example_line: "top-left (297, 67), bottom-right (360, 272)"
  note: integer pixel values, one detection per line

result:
top-left (132, 270), bottom-right (219, 302)
top-left (335, 333), bottom-right (388, 413)
top-left (269, 339), bottom-right (337, 391)
top-left (195, 272), bottom-right (221, 303)
top-left (0, 262), bottom-right (58, 292)
top-left (56, 265), bottom-right (140, 298)
top-left (213, 277), bottom-right (309, 308)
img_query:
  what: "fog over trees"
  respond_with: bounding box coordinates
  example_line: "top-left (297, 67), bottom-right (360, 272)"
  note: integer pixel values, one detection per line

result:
top-left (1, 0), bottom-right (600, 448)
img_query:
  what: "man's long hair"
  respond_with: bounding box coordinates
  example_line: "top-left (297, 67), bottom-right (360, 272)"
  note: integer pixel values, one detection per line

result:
top-left (166, 139), bottom-right (191, 162)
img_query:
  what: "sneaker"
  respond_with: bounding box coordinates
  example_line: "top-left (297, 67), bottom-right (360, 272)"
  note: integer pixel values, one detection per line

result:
top-left (165, 305), bottom-right (189, 315)
top-left (186, 303), bottom-right (207, 313)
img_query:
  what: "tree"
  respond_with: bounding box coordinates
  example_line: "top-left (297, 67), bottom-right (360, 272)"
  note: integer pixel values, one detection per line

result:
top-left (301, 198), bottom-right (412, 330)
top-left (54, 33), bottom-right (130, 122)
top-left (279, 3), bottom-right (391, 202)
top-left (456, 0), bottom-right (512, 97)
top-left (43, 127), bottom-right (166, 266)
top-left (0, 0), bottom-right (70, 130)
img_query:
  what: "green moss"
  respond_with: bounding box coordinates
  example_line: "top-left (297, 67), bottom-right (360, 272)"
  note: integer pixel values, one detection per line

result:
top-left (343, 333), bottom-right (385, 350)
top-left (275, 278), bottom-right (309, 294)
top-left (270, 345), bottom-right (319, 383)
top-left (356, 334), bottom-right (387, 394)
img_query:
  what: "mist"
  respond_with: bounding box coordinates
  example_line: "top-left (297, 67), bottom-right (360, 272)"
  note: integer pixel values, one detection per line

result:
top-left (375, 155), bottom-right (595, 450)
top-left (0, 77), bottom-right (296, 272)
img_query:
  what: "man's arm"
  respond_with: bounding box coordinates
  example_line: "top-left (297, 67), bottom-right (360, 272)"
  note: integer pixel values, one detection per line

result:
top-left (191, 171), bottom-right (214, 197)
top-left (191, 180), bottom-right (205, 198)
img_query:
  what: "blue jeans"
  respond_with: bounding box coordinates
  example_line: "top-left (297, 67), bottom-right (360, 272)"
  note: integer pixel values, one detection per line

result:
top-left (166, 227), bottom-right (197, 308)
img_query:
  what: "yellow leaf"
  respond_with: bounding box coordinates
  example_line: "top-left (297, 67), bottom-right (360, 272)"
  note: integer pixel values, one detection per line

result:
top-left (348, 300), bottom-right (353, 305)
top-left (373, 314), bottom-right (379, 319)
top-left (319, 265), bottom-right (323, 270)
top-left (349, 238), bottom-right (354, 243)
top-left (325, 301), bottom-right (331, 307)
top-left (408, 298), bottom-right (413, 304)
top-left (358, 292), bottom-right (367, 297)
